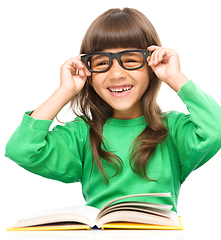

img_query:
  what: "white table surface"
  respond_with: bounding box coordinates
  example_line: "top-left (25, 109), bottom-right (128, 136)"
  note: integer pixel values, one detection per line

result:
top-left (1, 225), bottom-right (219, 240)
top-left (1, 229), bottom-right (185, 240)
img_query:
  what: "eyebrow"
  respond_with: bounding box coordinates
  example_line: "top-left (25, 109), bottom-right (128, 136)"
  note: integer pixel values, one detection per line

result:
top-left (121, 52), bottom-right (140, 56)
top-left (91, 54), bottom-right (108, 61)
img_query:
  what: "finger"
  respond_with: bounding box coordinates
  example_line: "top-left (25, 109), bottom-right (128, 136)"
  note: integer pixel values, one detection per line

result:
top-left (61, 59), bottom-right (82, 74)
top-left (150, 47), bottom-right (167, 66)
top-left (85, 70), bottom-right (91, 76)
top-left (79, 65), bottom-right (92, 78)
top-left (61, 57), bottom-right (92, 80)
top-left (147, 45), bottom-right (160, 52)
top-left (77, 54), bottom-right (92, 76)
top-left (80, 60), bottom-right (92, 76)
top-left (148, 48), bottom-right (161, 66)
top-left (71, 59), bottom-right (85, 70)
top-left (67, 58), bottom-right (91, 76)
top-left (153, 48), bottom-right (165, 63)
top-left (150, 49), bottom-right (159, 64)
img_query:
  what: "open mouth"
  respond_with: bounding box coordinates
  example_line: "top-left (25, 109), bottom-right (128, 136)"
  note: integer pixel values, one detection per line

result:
top-left (108, 85), bottom-right (133, 94)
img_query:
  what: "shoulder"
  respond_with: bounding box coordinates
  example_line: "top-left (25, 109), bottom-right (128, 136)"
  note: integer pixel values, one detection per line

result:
top-left (163, 111), bottom-right (190, 127)
top-left (51, 116), bottom-right (90, 140)
top-left (67, 116), bottom-right (90, 128)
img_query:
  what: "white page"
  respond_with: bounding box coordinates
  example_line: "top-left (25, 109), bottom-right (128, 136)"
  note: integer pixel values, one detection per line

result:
top-left (14, 206), bottom-right (100, 228)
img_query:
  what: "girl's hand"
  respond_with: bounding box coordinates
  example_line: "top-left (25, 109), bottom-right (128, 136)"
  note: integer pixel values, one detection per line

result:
top-left (60, 56), bottom-right (91, 97)
top-left (147, 46), bottom-right (189, 92)
top-left (30, 56), bottom-right (91, 120)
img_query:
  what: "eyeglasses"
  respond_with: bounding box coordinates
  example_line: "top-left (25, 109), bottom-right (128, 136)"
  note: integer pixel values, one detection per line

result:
top-left (81, 49), bottom-right (149, 73)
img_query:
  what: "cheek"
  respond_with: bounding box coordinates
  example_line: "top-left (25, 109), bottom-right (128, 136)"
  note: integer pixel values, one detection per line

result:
top-left (90, 77), bottom-right (104, 97)
top-left (145, 64), bottom-right (152, 79)
top-left (132, 68), bottom-right (150, 87)
top-left (143, 66), bottom-right (151, 86)
top-left (90, 73), bottom-right (101, 88)
top-left (90, 73), bottom-right (107, 92)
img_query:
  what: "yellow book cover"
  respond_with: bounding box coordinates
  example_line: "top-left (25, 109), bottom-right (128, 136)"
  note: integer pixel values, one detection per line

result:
top-left (102, 216), bottom-right (184, 230)
top-left (6, 224), bottom-right (90, 231)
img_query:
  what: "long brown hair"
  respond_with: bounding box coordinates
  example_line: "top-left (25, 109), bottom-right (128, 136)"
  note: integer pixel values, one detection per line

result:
top-left (71, 8), bottom-right (168, 182)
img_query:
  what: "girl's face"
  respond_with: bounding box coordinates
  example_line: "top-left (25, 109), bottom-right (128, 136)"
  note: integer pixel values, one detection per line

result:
top-left (90, 48), bottom-right (151, 119)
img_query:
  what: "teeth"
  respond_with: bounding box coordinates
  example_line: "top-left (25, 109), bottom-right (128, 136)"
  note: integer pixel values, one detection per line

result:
top-left (109, 86), bottom-right (133, 93)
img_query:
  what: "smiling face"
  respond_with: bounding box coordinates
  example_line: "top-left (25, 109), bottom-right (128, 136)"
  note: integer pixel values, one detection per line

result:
top-left (90, 48), bottom-right (151, 119)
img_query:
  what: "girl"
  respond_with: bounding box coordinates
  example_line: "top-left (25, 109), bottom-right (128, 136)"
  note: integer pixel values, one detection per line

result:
top-left (5, 8), bottom-right (221, 212)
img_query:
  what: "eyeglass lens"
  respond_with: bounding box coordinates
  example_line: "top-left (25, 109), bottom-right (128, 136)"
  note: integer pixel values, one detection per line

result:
top-left (89, 52), bottom-right (145, 72)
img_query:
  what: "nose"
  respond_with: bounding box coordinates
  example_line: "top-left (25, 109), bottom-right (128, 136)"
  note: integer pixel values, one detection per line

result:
top-left (108, 59), bottom-right (127, 80)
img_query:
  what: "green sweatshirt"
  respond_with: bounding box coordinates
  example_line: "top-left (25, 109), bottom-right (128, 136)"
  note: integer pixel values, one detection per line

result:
top-left (5, 80), bottom-right (221, 212)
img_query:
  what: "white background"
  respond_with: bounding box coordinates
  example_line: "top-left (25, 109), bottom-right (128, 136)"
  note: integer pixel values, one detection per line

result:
top-left (1, 0), bottom-right (221, 239)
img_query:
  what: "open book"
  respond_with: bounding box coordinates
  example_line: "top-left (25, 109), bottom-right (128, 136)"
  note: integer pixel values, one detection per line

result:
top-left (7, 193), bottom-right (183, 231)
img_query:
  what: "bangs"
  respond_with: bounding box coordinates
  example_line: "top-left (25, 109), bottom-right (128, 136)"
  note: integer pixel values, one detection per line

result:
top-left (80, 8), bottom-right (160, 54)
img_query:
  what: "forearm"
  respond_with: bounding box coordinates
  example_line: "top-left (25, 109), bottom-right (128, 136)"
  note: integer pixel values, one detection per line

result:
top-left (168, 80), bottom-right (221, 181)
top-left (167, 71), bottom-right (189, 92)
top-left (30, 87), bottom-right (74, 120)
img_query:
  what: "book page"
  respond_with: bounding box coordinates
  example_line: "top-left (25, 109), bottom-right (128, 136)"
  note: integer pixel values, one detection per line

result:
top-left (97, 193), bottom-right (171, 219)
top-left (13, 206), bottom-right (100, 228)
top-left (96, 210), bottom-right (179, 228)
top-left (99, 202), bottom-right (173, 219)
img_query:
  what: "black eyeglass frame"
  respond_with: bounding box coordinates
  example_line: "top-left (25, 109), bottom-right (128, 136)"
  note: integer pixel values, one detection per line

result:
top-left (81, 49), bottom-right (150, 73)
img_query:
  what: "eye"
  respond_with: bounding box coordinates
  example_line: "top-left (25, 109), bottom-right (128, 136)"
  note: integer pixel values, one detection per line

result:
top-left (125, 59), bottom-right (138, 63)
top-left (91, 55), bottom-right (110, 68)
top-left (90, 55), bottom-right (110, 71)
top-left (96, 61), bottom-right (109, 66)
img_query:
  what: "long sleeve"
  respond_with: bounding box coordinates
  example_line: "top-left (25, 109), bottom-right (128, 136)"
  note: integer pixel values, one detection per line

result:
top-left (167, 80), bottom-right (221, 183)
top-left (5, 112), bottom-right (89, 183)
